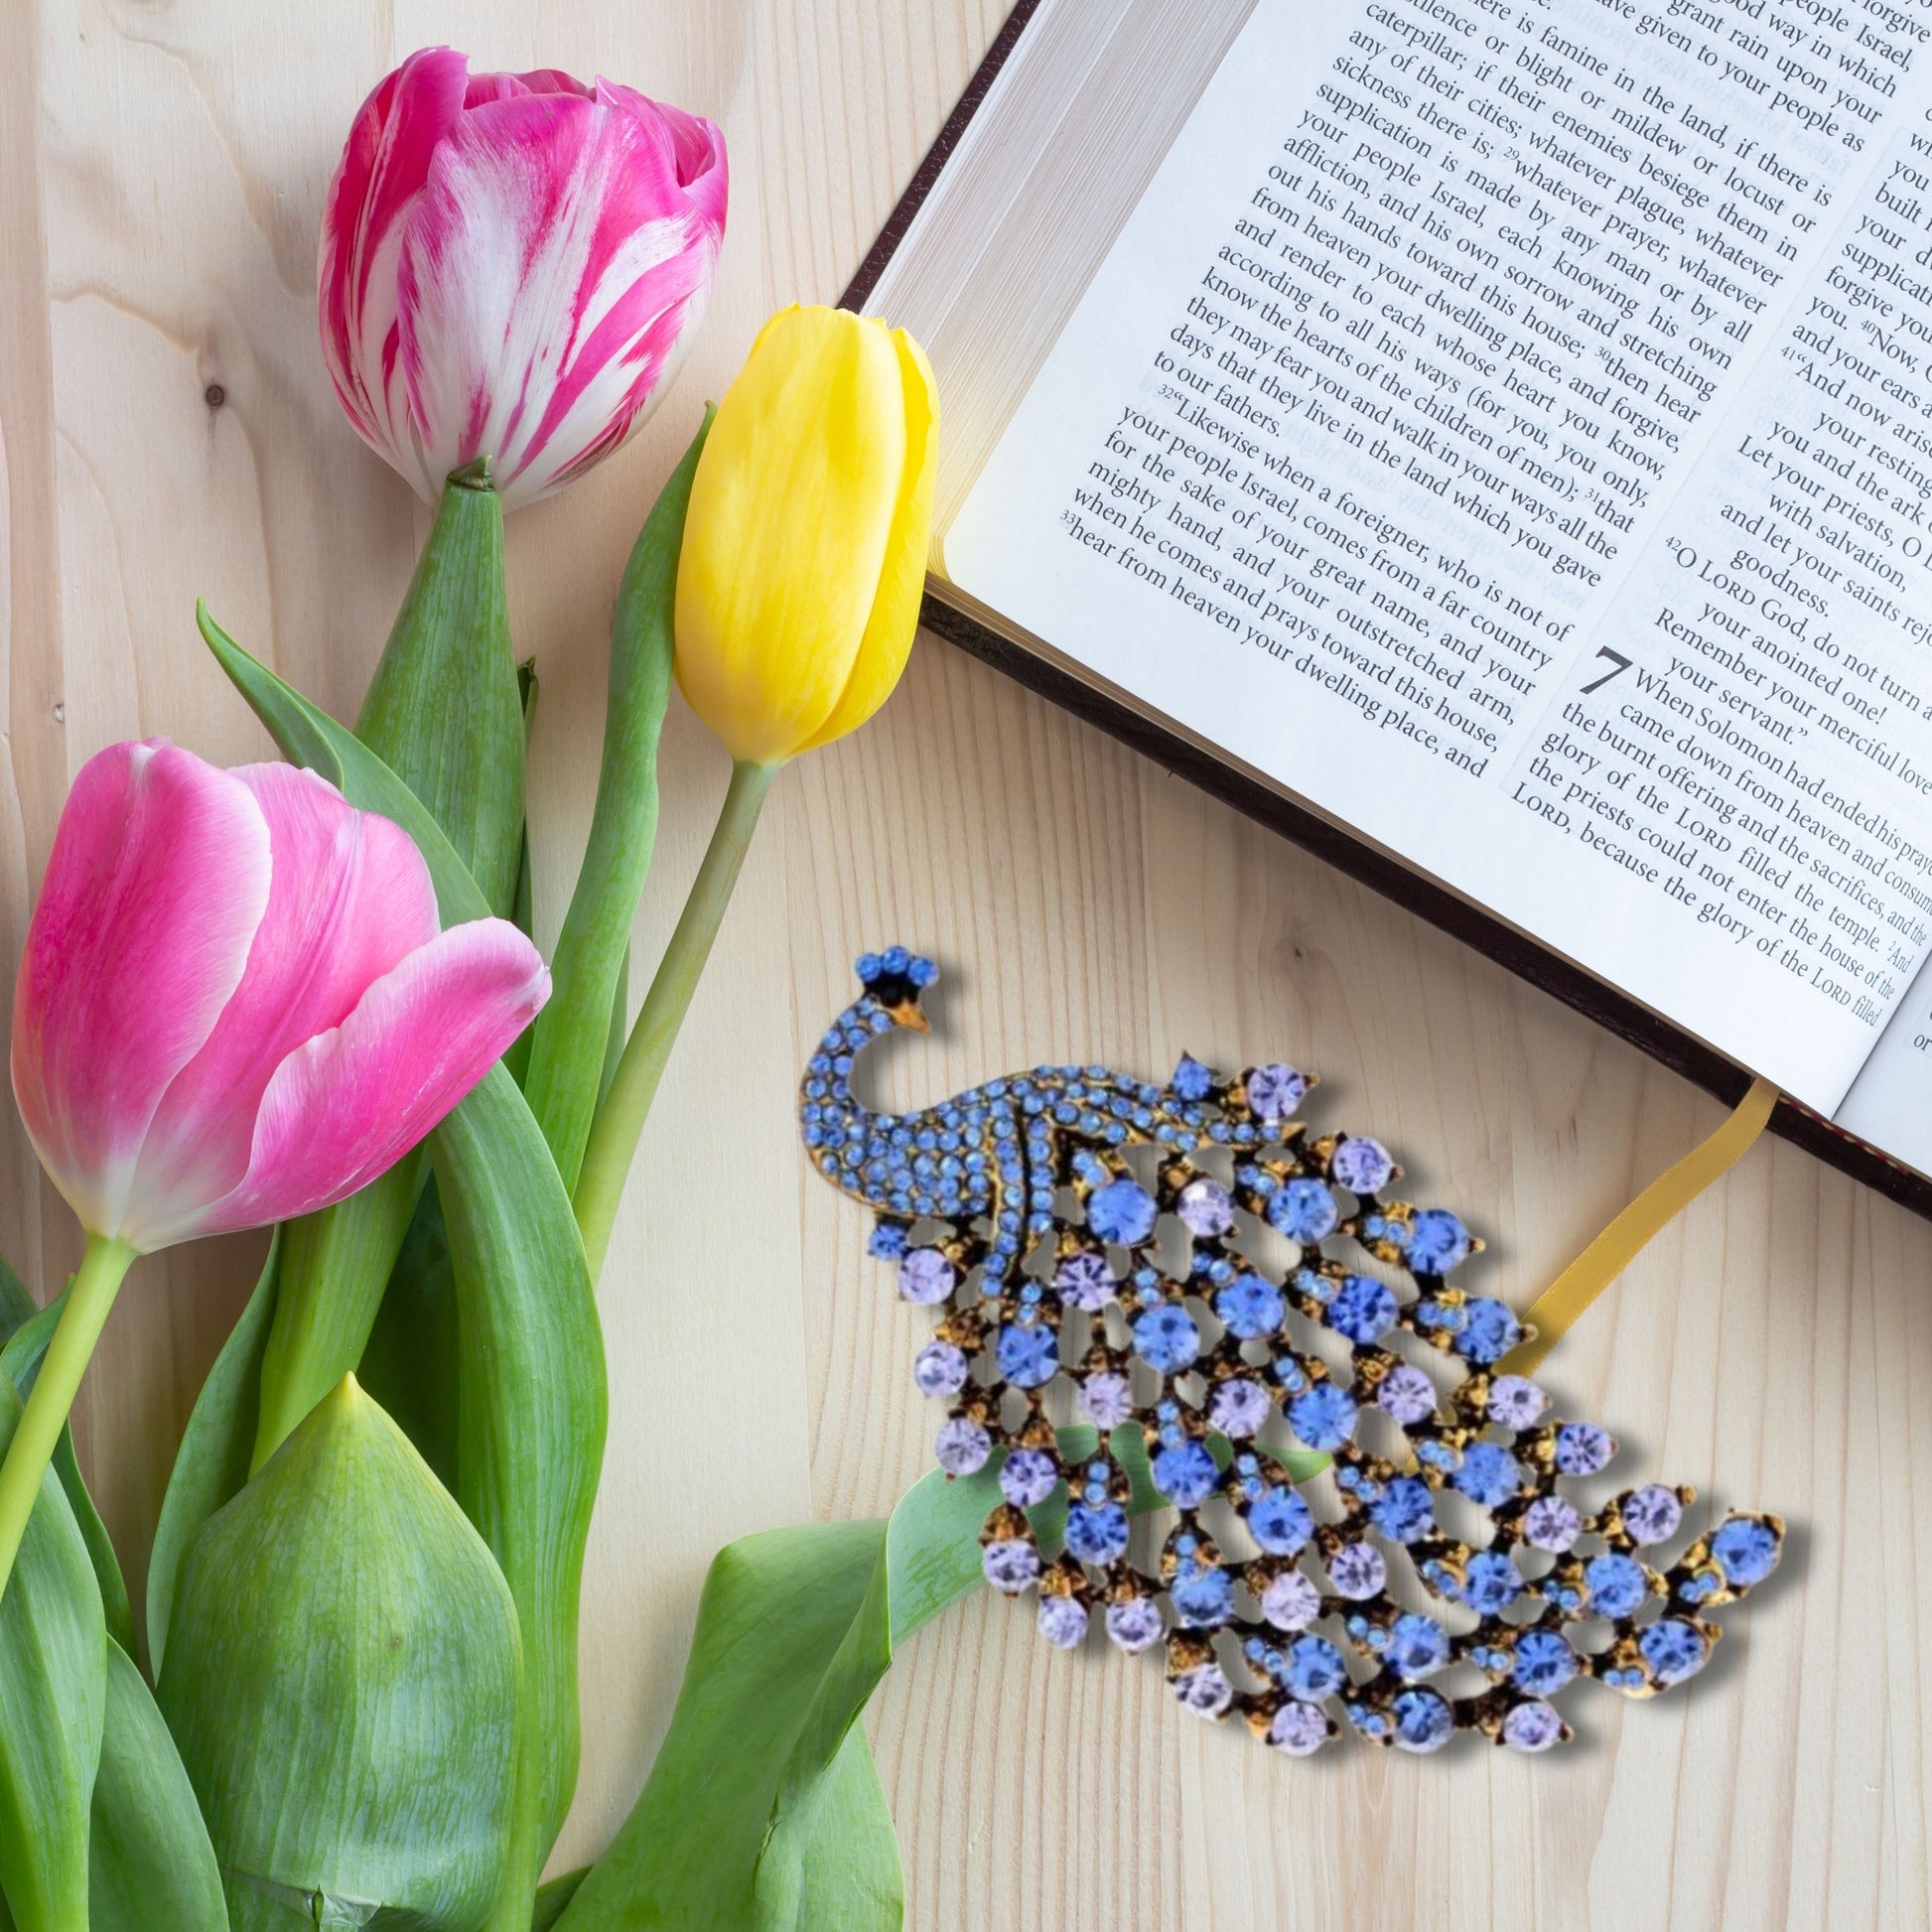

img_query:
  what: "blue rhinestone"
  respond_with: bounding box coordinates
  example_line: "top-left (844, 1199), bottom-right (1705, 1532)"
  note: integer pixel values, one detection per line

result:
top-left (1369, 1476), bottom-right (1436, 1544)
top-left (1088, 1178), bottom-right (1159, 1246)
top-left (1407, 1209), bottom-right (1472, 1275)
top-left (1390, 1687), bottom-right (1455, 1752)
top-left (1248, 1484), bottom-right (1315, 1555)
top-left (1171, 1054), bottom-right (1214, 1100)
top-left (1512, 1628), bottom-right (1579, 1694)
top-left (1462, 1551), bottom-right (1522, 1613)
top-left (1388, 1613), bottom-right (1451, 1680)
top-left (1459, 1297), bottom-right (1522, 1364)
top-left (1065, 1503), bottom-right (1131, 1565)
top-left (1215, 1274), bottom-right (1286, 1339)
top-left (1170, 1564), bottom-right (1235, 1627)
top-left (1452, 1443), bottom-right (1522, 1508)
top-left (1328, 1274), bottom-right (1399, 1344)
top-left (1132, 1305), bottom-right (1202, 1374)
top-left (1711, 1517), bottom-right (1780, 1587)
top-left (1283, 1634), bottom-right (1348, 1701)
top-left (1639, 1618), bottom-right (1709, 1685)
top-left (1585, 1554), bottom-right (1651, 1619)
top-left (1289, 1384), bottom-right (1358, 1451)
top-left (1267, 1176), bottom-right (1339, 1244)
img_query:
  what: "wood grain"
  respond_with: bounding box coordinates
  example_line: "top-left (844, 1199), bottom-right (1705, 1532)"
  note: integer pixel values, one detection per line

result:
top-left (1, 2), bottom-right (1924, 1926)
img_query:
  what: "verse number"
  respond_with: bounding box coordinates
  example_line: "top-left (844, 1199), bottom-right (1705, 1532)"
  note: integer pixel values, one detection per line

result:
top-left (1580, 647), bottom-right (1631, 695)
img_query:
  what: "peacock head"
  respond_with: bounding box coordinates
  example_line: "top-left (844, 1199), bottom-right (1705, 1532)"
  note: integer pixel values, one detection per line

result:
top-left (855, 946), bottom-right (937, 1034)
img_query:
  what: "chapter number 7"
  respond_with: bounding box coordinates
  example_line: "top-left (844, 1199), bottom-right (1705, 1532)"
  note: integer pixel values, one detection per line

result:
top-left (1580, 647), bottom-right (1631, 694)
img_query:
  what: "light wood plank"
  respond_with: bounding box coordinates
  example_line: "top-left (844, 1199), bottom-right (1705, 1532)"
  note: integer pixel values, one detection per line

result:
top-left (3, 2), bottom-right (1926, 1926)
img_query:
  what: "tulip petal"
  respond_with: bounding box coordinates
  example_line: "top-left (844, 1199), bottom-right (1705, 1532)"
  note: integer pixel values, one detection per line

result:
top-left (675, 307), bottom-right (908, 763)
top-left (319, 46), bottom-right (472, 499)
top-left (794, 327), bottom-right (939, 755)
top-left (397, 86), bottom-right (726, 508)
top-left (126, 764), bottom-right (442, 1237)
top-left (159, 920), bottom-right (549, 1248)
top-left (11, 743), bottom-right (270, 1240)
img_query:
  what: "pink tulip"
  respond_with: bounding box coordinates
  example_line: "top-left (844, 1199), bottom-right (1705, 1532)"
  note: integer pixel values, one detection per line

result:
top-left (0, 740), bottom-right (546, 1603)
top-left (12, 740), bottom-right (547, 1253)
top-left (319, 46), bottom-right (728, 509)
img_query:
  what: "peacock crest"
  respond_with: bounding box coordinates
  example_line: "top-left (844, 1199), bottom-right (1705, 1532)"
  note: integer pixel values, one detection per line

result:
top-left (800, 947), bottom-right (1784, 1755)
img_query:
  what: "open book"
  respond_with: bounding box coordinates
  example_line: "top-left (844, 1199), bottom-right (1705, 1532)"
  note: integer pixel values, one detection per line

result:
top-left (853, 0), bottom-right (1932, 1206)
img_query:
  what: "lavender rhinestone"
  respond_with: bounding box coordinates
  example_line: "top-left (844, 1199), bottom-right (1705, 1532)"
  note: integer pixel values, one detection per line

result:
top-left (1523, 1495), bottom-right (1583, 1552)
top-left (1378, 1362), bottom-right (1438, 1427)
top-left (1501, 1700), bottom-right (1565, 1753)
top-left (1105, 1596), bottom-right (1166, 1652)
top-left (1555, 1422), bottom-right (1615, 1476)
top-left (935, 1417), bottom-right (992, 1476)
top-left (1054, 1249), bottom-right (1116, 1311)
top-left (1173, 1663), bottom-right (1234, 1719)
top-left (912, 1340), bottom-right (967, 1398)
top-left (1037, 1596), bottom-right (1090, 1649)
top-left (897, 1247), bottom-right (955, 1306)
top-left (1623, 1484), bottom-right (1684, 1546)
top-left (1487, 1374), bottom-right (1548, 1429)
top-left (1178, 1176), bottom-right (1235, 1238)
top-left (1079, 1371), bottom-right (1136, 1430)
top-left (1000, 1448), bottom-right (1060, 1509)
top-left (1328, 1541), bottom-right (1387, 1599)
top-left (1330, 1136), bottom-right (1394, 1194)
top-left (1208, 1377), bottom-right (1273, 1439)
top-left (1267, 1701), bottom-right (1330, 1755)
top-left (982, 1540), bottom-right (1039, 1593)
top-left (1259, 1570), bottom-right (1322, 1630)
top-left (1245, 1062), bottom-right (1309, 1122)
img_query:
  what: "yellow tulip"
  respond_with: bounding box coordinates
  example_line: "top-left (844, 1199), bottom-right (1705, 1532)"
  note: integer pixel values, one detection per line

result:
top-left (674, 304), bottom-right (938, 766)
top-left (575, 306), bottom-right (937, 1277)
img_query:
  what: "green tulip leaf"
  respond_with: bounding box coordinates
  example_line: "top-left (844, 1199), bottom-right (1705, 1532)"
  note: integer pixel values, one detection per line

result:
top-left (356, 1173), bottom-right (462, 1493)
top-left (147, 1232), bottom-right (280, 1680)
top-left (554, 1515), bottom-right (890, 1931)
top-left (557, 1419), bottom-right (1279, 1930)
top-left (89, 1641), bottom-right (227, 1930)
top-left (212, 468), bottom-right (524, 1470)
top-left (523, 410), bottom-right (710, 1192)
top-left (431, 1065), bottom-right (607, 1923)
top-left (0, 1358), bottom-right (105, 1932)
top-left (751, 1723), bottom-right (899, 1932)
top-left (249, 1161), bottom-right (426, 1470)
top-left (357, 463), bottom-right (526, 918)
top-left (158, 1376), bottom-right (521, 1932)
top-left (531, 1872), bottom-right (587, 1932)
top-left (0, 1269), bottom-right (133, 1659)
top-left (202, 612), bottom-right (607, 1929)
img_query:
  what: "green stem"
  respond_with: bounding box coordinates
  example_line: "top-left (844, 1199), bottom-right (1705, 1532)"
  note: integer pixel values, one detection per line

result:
top-left (573, 759), bottom-right (776, 1281)
top-left (0, 1233), bottom-right (136, 1605)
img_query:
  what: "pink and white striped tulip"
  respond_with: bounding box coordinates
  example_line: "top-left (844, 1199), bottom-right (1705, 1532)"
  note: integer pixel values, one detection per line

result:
top-left (11, 741), bottom-right (548, 1253)
top-left (320, 47), bottom-right (728, 510)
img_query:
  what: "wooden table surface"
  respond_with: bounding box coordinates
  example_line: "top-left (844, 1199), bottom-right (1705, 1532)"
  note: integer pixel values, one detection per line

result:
top-left (2, 3), bottom-right (1927, 1927)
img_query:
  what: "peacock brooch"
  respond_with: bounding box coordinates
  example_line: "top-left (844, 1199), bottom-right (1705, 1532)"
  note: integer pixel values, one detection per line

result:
top-left (799, 948), bottom-right (1785, 1756)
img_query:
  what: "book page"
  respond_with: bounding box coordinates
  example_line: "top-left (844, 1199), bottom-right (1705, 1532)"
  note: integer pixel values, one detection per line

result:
top-left (946, 0), bottom-right (1932, 1115)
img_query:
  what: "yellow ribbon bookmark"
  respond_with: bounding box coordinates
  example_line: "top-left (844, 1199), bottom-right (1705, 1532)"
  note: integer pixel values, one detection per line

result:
top-left (1498, 1077), bottom-right (1780, 1378)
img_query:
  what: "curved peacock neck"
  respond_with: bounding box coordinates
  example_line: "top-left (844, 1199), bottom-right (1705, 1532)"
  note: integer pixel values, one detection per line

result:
top-left (799, 991), bottom-right (906, 1197)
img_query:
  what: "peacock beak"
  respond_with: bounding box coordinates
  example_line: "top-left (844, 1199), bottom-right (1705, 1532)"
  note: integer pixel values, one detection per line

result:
top-left (887, 999), bottom-right (929, 1033)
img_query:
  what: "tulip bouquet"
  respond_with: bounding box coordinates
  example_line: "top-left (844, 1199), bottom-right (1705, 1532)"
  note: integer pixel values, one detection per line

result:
top-left (0, 47), bottom-right (1012, 1932)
